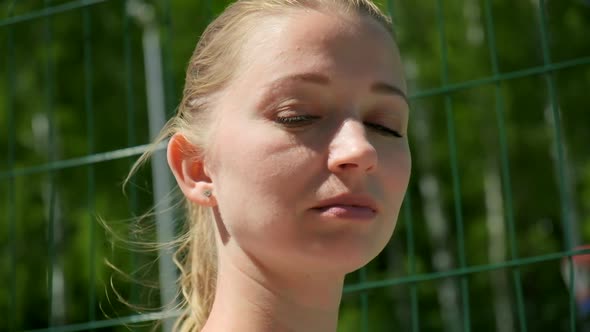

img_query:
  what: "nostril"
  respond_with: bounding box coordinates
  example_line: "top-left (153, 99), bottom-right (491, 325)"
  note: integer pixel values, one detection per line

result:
top-left (339, 163), bottom-right (358, 170)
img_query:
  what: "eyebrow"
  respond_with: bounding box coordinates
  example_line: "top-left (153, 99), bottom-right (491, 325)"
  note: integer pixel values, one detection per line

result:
top-left (268, 72), bottom-right (409, 104)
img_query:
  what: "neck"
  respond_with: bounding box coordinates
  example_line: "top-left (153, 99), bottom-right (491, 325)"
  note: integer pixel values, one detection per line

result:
top-left (201, 248), bottom-right (345, 332)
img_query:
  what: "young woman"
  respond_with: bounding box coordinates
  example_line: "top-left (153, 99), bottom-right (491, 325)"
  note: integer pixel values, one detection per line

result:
top-left (138, 0), bottom-right (410, 330)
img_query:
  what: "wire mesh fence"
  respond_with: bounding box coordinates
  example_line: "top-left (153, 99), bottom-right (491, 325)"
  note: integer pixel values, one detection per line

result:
top-left (1, 0), bottom-right (590, 331)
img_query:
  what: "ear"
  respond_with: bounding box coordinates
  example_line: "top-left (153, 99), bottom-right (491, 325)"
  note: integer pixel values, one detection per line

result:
top-left (167, 133), bottom-right (217, 207)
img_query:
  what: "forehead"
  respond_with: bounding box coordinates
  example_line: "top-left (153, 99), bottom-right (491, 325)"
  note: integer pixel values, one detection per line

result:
top-left (231, 9), bottom-right (405, 92)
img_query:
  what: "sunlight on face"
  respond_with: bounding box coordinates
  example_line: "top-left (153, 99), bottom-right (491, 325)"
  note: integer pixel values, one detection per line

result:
top-left (207, 9), bottom-right (411, 275)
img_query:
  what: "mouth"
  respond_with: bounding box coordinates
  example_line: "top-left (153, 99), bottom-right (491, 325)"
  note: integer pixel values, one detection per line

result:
top-left (312, 205), bottom-right (376, 219)
top-left (312, 194), bottom-right (378, 220)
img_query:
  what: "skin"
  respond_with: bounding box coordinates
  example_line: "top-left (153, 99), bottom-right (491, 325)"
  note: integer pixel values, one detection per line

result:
top-left (168, 8), bottom-right (410, 332)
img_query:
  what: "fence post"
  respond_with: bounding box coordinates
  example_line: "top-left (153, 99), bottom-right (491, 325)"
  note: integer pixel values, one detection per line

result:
top-left (128, 1), bottom-right (177, 331)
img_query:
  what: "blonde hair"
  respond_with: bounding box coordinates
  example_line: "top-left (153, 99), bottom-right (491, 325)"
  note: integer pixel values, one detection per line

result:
top-left (128, 0), bottom-right (393, 331)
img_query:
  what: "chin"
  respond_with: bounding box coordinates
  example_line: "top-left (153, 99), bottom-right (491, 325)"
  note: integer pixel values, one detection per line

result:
top-left (301, 235), bottom-right (391, 275)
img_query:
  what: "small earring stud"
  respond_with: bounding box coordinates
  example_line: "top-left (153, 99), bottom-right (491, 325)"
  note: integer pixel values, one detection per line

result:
top-left (203, 190), bottom-right (212, 198)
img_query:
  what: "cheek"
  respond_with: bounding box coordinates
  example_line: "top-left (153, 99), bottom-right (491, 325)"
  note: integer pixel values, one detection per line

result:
top-left (362, 143), bottom-right (410, 263)
top-left (208, 121), bottom-right (324, 263)
top-left (208, 118), bottom-right (317, 221)
top-left (375, 141), bottom-right (411, 222)
top-left (217, 133), bottom-right (309, 189)
top-left (380, 141), bottom-right (412, 191)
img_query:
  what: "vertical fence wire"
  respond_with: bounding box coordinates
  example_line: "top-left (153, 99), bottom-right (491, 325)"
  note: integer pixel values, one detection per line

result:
top-left (123, 0), bottom-right (141, 306)
top-left (384, 1), bottom-right (420, 331)
top-left (163, 0), bottom-right (176, 118)
top-left (482, 1), bottom-right (528, 331)
top-left (435, 1), bottom-right (470, 331)
top-left (404, 195), bottom-right (419, 332)
top-left (536, 1), bottom-right (577, 331)
top-left (360, 0), bottom-right (377, 327)
top-left (83, 6), bottom-right (97, 323)
top-left (205, 0), bottom-right (214, 20)
top-left (6, 4), bottom-right (17, 330)
top-left (538, 0), bottom-right (572, 252)
top-left (359, 267), bottom-right (369, 332)
top-left (47, 175), bottom-right (58, 326)
top-left (43, 0), bottom-right (57, 326)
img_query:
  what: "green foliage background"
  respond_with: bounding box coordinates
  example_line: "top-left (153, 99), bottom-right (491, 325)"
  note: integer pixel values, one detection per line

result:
top-left (1, 0), bottom-right (590, 331)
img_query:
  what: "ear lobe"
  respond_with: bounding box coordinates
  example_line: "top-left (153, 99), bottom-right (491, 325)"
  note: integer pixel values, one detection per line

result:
top-left (167, 133), bottom-right (217, 207)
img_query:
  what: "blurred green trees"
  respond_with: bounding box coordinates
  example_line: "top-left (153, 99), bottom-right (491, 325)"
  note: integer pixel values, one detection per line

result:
top-left (1, 0), bottom-right (589, 331)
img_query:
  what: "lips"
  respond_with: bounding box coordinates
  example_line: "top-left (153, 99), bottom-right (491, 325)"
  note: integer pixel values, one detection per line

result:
top-left (312, 194), bottom-right (378, 220)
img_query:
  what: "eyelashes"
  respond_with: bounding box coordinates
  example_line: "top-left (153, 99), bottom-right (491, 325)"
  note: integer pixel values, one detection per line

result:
top-left (364, 122), bottom-right (403, 138)
top-left (274, 115), bottom-right (403, 138)
top-left (275, 115), bottom-right (320, 126)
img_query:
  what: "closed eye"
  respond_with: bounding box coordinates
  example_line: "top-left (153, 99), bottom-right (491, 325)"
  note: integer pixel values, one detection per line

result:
top-left (364, 122), bottom-right (403, 138)
top-left (275, 115), bottom-right (320, 127)
top-left (275, 114), bottom-right (403, 138)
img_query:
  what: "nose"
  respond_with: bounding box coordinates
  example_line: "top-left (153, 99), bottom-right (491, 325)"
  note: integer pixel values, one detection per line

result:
top-left (327, 119), bottom-right (378, 174)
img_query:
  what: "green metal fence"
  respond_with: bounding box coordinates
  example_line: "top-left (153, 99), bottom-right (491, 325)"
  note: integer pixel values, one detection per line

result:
top-left (2, 0), bottom-right (590, 331)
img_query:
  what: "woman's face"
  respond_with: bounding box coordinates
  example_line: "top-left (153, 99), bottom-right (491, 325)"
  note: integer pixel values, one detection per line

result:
top-left (206, 9), bottom-right (410, 274)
